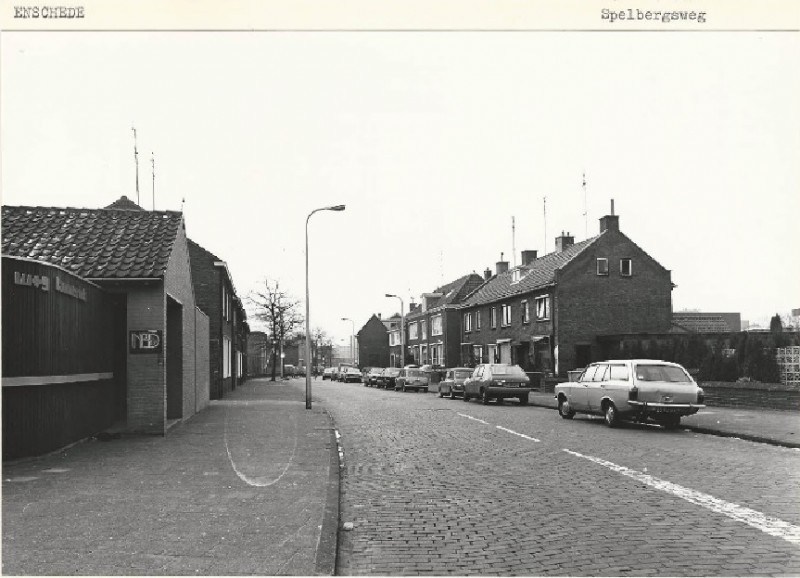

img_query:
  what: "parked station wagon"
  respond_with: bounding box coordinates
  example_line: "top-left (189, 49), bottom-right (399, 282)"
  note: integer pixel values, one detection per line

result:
top-left (463, 363), bottom-right (531, 405)
top-left (554, 359), bottom-right (705, 428)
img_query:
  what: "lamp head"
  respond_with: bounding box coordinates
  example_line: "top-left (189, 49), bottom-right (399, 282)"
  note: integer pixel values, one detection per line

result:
top-left (385, 293), bottom-right (396, 298)
top-left (328, 204), bottom-right (346, 211)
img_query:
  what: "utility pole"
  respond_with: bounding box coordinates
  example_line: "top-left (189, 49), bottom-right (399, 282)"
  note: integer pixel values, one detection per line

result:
top-left (132, 127), bottom-right (139, 205)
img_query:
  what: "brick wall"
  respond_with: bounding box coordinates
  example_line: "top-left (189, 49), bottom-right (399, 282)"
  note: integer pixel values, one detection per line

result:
top-left (555, 230), bottom-right (672, 376)
top-left (700, 381), bottom-right (800, 411)
top-left (195, 307), bottom-right (210, 411)
top-left (165, 224), bottom-right (199, 422)
top-left (358, 316), bottom-right (389, 368)
top-left (187, 240), bottom-right (223, 398)
top-left (126, 285), bottom-right (166, 433)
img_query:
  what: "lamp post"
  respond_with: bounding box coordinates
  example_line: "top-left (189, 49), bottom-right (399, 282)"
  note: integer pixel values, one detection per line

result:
top-left (385, 293), bottom-right (404, 368)
top-left (341, 317), bottom-right (356, 366)
top-left (305, 204), bottom-right (346, 409)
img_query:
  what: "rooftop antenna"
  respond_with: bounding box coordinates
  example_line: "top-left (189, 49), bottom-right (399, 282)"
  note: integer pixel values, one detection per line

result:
top-left (151, 152), bottom-right (155, 210)
top-left (511, 216), bottom-right (517, 267)
top-left (582, 172), bottom-right (588, 238)
top-left (132, 127), bottom-right (140, 205)
top-left (543, 196), bottom-right (547, 251)
top-left (439, 248), bottom-right (444, 284)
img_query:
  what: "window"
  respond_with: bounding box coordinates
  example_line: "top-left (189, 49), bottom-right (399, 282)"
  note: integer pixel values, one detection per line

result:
top-left (222, 286), bottom-right (227, 320)
top-left (475, 310), bottom-right (482, 330)
top-left (593, 364), bottom-right (609, 382)
top-left (597, 258), bottom-right (609, 276)
top-left (409, 322), bottom-right (419, 341)
top-left (464, 313), bottom-right (473, 332)
top-left (522, 300), bottom-right (529, 323)
top-left (389, 330), bottom-right (400, 346)
top-left (512, 269), bottom-right (521, 282)
top-left (432, 314), bottom-right (443, 336)
top-left (535, 296), bottom-right (550, 320)
top-left (609, 364), bottom-right (629, 381)
top-left (420, 344), bottom-right (428, 364)
top-left (501, 304), bottom-right (511, 326)
top-left (487, 344), bottom-right (498, 363)
top-left (421, 320), bottom-right (427, 339)
top-left (490, 307), bottom-right (497, 328)
top-left (473, 345), bottom-right (483, 364)
top-left (620, 258), bottom-right (632, 277)
top-left (223, 336), bottom-right (231, 378)
top-left (431, 344), bottom-right (442, 365)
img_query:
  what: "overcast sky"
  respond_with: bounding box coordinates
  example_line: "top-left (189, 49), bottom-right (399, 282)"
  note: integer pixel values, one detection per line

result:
top-left (2, 31), bottom-right (798, 344)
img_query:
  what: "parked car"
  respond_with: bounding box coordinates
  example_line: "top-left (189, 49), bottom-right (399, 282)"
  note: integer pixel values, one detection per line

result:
top-left (553, 359), bottom-right (705, 429)
top-left (335, 363), bottom-right (355, 382)
top-left (420, 364), bottom-right (447, 393)
top-left (438, 367), bottom-right (474, 399)
top-left (322, 367), bottom-right (335, 380)
top-left (365, 367), bottom-right (384, 387)
top-left (463, 364), bottom-right (531, 405)
top-left (395, 367), bottom-right (430, 392)
top-left (341, 367), bottom-right (362, 383)
top-left (376, 367), bottom-right (401, 389)
top-left (283, 364), bottom-right (297, 377)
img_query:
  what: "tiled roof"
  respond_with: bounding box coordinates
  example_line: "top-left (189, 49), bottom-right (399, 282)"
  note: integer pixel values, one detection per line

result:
top-left (104, 195), bottom-right (145, 211)
top-left (460, 234), bottom-right (603, 307)
top-left (1, 204), bottom-right (183, 279)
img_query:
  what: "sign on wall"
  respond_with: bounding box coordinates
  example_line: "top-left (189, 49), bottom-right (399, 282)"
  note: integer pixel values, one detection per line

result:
top-left (129, 330), bottom-right (163, 354)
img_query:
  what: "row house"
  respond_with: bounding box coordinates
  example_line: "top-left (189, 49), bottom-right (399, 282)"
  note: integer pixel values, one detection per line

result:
top-left (383, 314), bottom-right (405, 368)
top-left (357, 314), bottom-right (389, 369)
top-left (458, 208), bottom-right (673, 377)
top-left (404, 273), bottom-right (484, 368)
top-left (188, 239), bottom-right (249, 399)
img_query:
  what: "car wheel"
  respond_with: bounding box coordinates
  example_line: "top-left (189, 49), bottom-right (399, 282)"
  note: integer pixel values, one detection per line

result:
top-left (481, 389), bottom-right (490, 405)
top-left (519, 394), bottom-right (528, 406)
top-left (449, 389), bottom-right (456, 400)
top-left (558, 398), bottom-right (575, 419)
top-left (439, 389), bottom-right (444, 398)
top-left (604, 403), bottom-right (620, 428)
top-left (659, 414), bottom-right (681, 429)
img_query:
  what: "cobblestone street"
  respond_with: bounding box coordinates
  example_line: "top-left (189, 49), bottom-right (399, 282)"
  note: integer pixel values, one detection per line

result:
top-left (318, 381), bottom-right (800, 576)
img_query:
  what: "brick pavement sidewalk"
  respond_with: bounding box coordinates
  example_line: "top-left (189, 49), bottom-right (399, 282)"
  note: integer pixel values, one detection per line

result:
top-left (526, 391), bottom-right (800, 448)
top-left (2, 377), bottom-right (340, 576)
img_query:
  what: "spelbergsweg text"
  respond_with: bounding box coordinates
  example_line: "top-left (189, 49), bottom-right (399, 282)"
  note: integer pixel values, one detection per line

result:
top-left (601, 8), bottom-right (707, 24)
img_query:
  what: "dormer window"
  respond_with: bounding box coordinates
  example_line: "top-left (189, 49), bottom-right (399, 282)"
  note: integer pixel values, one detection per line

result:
top-left (596, 258), bottom-right (609, 276)
top-left (512, 269), bottom-right (522, 282)
top-left (620, 258), bottom-right (632, 277)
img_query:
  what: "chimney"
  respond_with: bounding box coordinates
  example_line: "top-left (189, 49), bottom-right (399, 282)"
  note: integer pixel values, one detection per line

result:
top-left (377, 313), bottom-right (382, 320)
top-left (521, 250), bottom-right (538, 266)
top-left (599, 198), bottom-right (620, 233)
top-left (496, 252), bottom-right (509, 275)
top-left (555, 231), bottom-right (574, 253)
top-left (483, 267), bottom-right (492, 281)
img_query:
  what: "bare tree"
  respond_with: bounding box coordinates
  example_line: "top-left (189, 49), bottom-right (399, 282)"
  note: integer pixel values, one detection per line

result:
top-left (311, 327), bottom-right (334, 375)
top-left (249, 279), bottom-right (304, 381)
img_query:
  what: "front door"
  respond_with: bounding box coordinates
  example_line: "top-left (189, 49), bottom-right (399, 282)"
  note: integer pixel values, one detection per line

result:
top-left (499, 342), bottom-right (511, 364)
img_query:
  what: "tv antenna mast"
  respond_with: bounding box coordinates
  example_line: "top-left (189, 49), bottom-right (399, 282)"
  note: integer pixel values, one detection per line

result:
top-left (132, 127), bottom-right (140, 205)
top-left (582, 172), bottom-right (588, 238)
top-left (543, 196), bottom-right (547, 251)
top-left (151, 153), bottom-right (155, 210)
top-left (511, 216), bottom-right (517, 267)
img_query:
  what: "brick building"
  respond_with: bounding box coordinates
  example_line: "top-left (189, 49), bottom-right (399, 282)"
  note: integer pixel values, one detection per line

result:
top-left (404, 273), bottom-right (485, 368)
top-left (383, 314), bottom-right (405, 367)
top-left (188, 239), bottom-right (249, 399)
top-left (458, 207), bottom-right (673, 377)
top-left (2, 199), bottom-right (210, 436)
top-left (357, 314), bottom-right (390, 368)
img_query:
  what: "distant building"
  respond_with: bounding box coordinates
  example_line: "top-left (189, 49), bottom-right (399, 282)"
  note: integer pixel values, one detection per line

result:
top-left (357, 314), bottom-right (389, 368)
top-left (672, 312), bottom-right (742, 333)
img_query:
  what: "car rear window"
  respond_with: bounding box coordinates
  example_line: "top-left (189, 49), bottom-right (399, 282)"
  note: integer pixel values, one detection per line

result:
top-left (455, 371), bottom-right (472, 379)
top-left (385, 368), bottom-right (400, 376)
top-left (635, 364), bottom-right (691, 382)
top-left (407, 370), bottom-right (425, 377)
top-left (490, 364), bottom-right (525, 376)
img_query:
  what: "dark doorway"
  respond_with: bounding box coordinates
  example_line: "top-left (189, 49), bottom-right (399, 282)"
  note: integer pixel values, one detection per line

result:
top-left (575, 344), bottom-right (592, 369)
top-left (166, 297), bottom-right (183, 420)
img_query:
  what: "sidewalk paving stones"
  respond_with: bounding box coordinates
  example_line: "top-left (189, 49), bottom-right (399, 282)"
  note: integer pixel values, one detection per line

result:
top-left (2, 377), bottom-right (339, 576)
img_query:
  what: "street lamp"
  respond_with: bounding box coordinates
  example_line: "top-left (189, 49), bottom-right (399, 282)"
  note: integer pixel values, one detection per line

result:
top-left (341, 317), bottom-right (356, 366)
top-left (305, 204), bottom-right (346, 409)
top-left (385, 293), bottom-right (404, 368)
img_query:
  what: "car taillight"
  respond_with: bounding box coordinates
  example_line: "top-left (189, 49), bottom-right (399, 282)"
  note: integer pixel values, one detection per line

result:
top-left (629, 387), bottom-right (639, 402)
top-left (697, 389), bottom-right (705, 404)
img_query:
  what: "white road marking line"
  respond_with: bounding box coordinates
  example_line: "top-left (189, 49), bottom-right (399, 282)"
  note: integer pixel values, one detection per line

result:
top-left (457, 413), bottom-right (489, 425)
top-left (496, 426), bottom-right (540, 442)
top-left (563, 449), bottom-right (800, 546)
